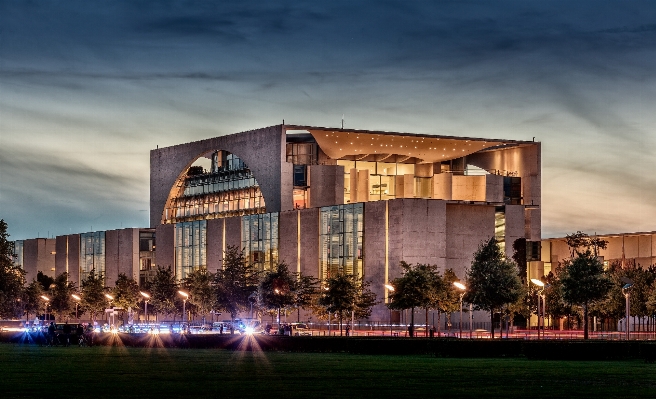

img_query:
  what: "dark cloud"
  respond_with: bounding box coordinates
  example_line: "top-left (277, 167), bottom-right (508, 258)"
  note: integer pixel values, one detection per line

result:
top-left (3, 0), bottom-right (656, 238)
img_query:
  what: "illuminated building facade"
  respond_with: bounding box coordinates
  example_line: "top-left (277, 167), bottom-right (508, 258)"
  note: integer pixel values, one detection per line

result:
top-left (152, 124), bottom-right (542, 321)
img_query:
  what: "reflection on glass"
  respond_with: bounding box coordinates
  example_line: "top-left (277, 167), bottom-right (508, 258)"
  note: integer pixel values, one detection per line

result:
top-left (319, 204), bottom-right (364, 280)
top-left (174, 221), bottom-right (207, 281)
top-left (242, 213), bottom-right (279, 271)
top-left (80, 232), bottom-right (106, 282)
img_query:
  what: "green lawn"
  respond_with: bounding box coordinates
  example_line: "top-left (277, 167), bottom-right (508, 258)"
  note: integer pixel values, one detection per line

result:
top-left (1, 343), bottom-right (655, 398)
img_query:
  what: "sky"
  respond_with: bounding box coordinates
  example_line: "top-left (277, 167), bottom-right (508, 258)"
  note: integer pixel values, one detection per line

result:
top-left (1, 0), bottom-right (656, 240)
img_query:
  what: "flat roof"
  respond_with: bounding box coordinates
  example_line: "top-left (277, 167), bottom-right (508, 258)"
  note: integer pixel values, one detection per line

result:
top-left (285, 125), bottom-right (536, 164)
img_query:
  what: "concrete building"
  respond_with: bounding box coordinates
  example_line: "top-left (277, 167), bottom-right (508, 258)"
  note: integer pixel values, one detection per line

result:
top-left (52, 228), bottom-right (156, 289)
top-left (540, 231), bottom-right (656, 277)
top-left (151, 124), bottom-right (542, 323)
top-left (12, 238), bottom-right (56, 283)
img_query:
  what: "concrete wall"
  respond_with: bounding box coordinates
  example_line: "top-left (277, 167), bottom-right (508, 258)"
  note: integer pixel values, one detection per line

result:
top-left (67, 235), bottom-right (80, 288)
top-left (363, 200), bottom-right (388, 321)
top-left (105, 230), bottom-right (120, 287)
top-left (155, 224), bottom-right (175, 270)
top-left (299, 208), bottom-right (319, 278)
top-left (278, 211), bottom-right (298, 269)
top-left (150, 125), bottom-right (291, 227)
top-left (225, 217), bottom-right (241, 250)
top-left (543, 232), bottom-right (656, 268)
top-left (22, 238), bottom-right (56, 283)
top-left (206, 219), bottom-right (223, 272)
top-left (504, 205), bottom-right (526, 259)
top-left (445, 203), bottom-right (495, 280)
top-left (308, 165), bottom-right (344, 208)
top-left (105, 228), bottom-right (140, 285)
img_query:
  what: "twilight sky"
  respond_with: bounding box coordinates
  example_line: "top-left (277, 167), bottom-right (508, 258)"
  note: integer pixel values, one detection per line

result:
top-left (2, 1), bottom-right (656, 240)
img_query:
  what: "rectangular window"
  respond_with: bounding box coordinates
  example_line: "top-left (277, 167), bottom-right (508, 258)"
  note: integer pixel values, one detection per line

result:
top-left (174, 221), bottom-right (207, 281)
top-left (319, 203), bottom-right (364, 280)
top-left (79, 232), bottom-right (105, 282)
top-left (13, 240), bottom-right (24, 269)
top-left (241, 213), bottom-right (279, 271)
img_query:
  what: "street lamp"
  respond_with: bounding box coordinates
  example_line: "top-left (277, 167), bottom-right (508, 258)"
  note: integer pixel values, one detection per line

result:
top-left (104, 293), bottom-right (114, 328)
top-left (385, 284), bottom-right (395, 336)
top-left (178, 291), bottom-right (189, 326)
top-left (71, 294), bottom-right (81, 322)
top-left (622, 281), bottom-right (634, 340)
top-left (531, 279), bottom-right (545, 339)
top-left (453, 282), bottom-right (466, 338)
top-left (40, 295), bottom-right (50, 324)
top-left (140, 291), bottom-right (150, 325)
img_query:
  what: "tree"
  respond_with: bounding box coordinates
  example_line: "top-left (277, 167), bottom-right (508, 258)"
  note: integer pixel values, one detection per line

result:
top-left (464, 237), bottom-right (523, 339)
top-left (48, 272), bottom-right (76, 321)
top-left (257, 262), bottom-right (298, 324)
top-left (23, 280), bottom-right (45, 321)
top-left (36, 271), bottom-right (55, 292)
top-left (112, 273), bottom-right (141, 324)
top-left (565, 231), bottom-right (608, 257)
top-left (0, 219), bottom-right (26, 319)
top-left (319, 272), bottom-right (376, 335)
top-left (387, 262), bottom-right (440, 337)
top-left (560, 249), bottom-right (612, 339)
top-left (213, 246), bottom-right (259, 333)
top-left (80, 269), bottom-right (107, 322)
top-left (437, 268), bottom-right (461, 335)
top-left (150, 266), bottom-right (178, 320)
top-left (181, 268), bottom-right (215, 320)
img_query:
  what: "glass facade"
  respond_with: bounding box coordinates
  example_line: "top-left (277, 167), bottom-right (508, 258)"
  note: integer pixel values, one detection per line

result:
top-left (80, 232), bottom-right (106, 282)
top-left (319, 203), bottom-right (364, 280)
top-left (12, 240), bottom-right (23, 269)
top-left (166, 151), bottom-right (265, 223)
top-left (174, 221), bottom-right (207, 281)
top-left (241, 213), bottom-right (279, 271)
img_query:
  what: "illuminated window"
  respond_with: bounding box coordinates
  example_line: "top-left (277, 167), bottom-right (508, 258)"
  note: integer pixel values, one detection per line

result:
top-left (319, 203), bottom-right (364, 280)
top-left (174, 221), bottom-right (207, 281)
top-left (242, 213), bottom-right (279, 271)
top-left (80, 232), bottom-right (105, 282)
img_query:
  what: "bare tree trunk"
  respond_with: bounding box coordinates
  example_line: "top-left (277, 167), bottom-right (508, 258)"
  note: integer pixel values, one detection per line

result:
top-left (425, 308), bottom-right (429, 337)
top-left (490, 310), bottom-right (495, 339)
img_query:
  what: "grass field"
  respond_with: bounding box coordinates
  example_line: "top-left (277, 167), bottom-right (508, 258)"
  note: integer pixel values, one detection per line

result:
top-left (1, 343), bottom-right (655, 398)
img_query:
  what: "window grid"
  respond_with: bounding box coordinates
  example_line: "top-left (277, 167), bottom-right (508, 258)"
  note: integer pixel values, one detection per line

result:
top-left (319, 203), bottom-right (364, 280)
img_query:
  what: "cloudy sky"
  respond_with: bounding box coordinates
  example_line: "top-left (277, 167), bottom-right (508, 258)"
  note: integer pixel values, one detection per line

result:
top-left (2, 1), bottom-right (656, 240)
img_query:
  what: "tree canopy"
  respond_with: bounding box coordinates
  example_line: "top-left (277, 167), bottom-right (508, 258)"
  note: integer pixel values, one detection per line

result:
top-left (465, 237), bottom-right (522, 339)
top-left (319, 272), bottom-right (376, 335)
top-left (561, 249), bottom-right (612, 339)
top-left (213, 246), bottom-right (259, 332)
top-left (0, 219), bottom-right (26, 319)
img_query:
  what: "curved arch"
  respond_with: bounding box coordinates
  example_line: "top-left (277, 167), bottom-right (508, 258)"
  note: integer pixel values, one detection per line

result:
top-left (150, 125), bottom-right (291, 228)
top-left (161, 149), bottom-right (267, 224)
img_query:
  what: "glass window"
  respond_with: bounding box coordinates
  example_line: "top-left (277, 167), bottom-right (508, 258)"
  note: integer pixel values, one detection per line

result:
top-left (174, 221), bottom-right (207, 281)
top-left (13, 240), bottom-right (24, 269)
top-left (79, 232), bottom-right (105, 282)
top-left (319, 204), bottom-right (364, 280)
top-left (396, 163), bottom-right (415, 176)
top-left (241, 213), bottom-right (279, 271)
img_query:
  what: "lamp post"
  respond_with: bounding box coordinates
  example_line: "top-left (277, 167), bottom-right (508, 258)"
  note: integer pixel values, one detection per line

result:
top-left (104, 293), bottom-right (114, 328)
top-left (453, 282), bottom-right (466, 338)
top-left (178, 291), bottom-right (189, 328)
top-left (40, 295), bottom-right (50, 325)
top-left (140, 291), bottom-right (150, 325)
top-left (71, 294), bottom-right (81, 322)
top-left (622, 282), bottom-right (633, 340)
top-left (531, 279), bottom-right (545, 339)
top-left (385, 284), bottom-right (395, 336)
